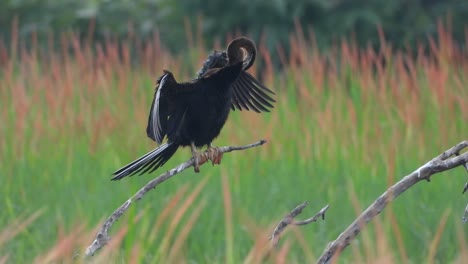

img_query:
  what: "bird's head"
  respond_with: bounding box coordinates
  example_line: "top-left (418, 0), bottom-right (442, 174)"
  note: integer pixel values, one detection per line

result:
top-left (226, 37), bottom-right (256, 71)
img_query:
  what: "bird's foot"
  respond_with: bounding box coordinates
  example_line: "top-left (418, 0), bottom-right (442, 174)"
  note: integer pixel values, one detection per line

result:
top-left (190, 143), bottom-right (223, 172)
top-left (192, 151), bottom-right (208, 173)
top-left (206, 146), bottom-right (223, 165)
top-left (191, 142), bottom-right (207, 173)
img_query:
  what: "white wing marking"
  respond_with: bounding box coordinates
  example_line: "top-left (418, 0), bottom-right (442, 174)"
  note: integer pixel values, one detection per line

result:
top-left (152, 73), bottom-right (169, 144)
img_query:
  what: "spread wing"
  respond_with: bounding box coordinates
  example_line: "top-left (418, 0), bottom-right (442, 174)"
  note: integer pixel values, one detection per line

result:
top-left (196, 49), bottom-right (275, 113)
top-left (147, 72), bottom-right (199, 144)
top-left (230, 72), bottom-right (276, 112)
top-left (146, 73), bottom-right (171, 144)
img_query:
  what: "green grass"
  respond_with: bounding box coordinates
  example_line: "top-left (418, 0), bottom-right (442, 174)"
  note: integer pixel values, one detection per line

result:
top-left (1, 25), bottom-right (467, 263)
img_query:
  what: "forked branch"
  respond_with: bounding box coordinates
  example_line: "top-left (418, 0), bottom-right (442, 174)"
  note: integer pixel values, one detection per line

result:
top-left (317, 140), bottom-right (468, 264)
top-left (85, 140), bottom-right (267, 257)
top-left (270, 202), bottom-right (329, 247)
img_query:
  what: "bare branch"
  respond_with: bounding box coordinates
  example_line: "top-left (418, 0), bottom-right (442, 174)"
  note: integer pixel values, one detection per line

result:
top-left (270, 202), bottom-right (329, 247)
top-left (463, 204), bottom-right (468, 224)
top-left (85, 140), bottom-right (267, 257)
top-left (317, 140), bottom-right (468, 264)
top-left (294, 205), bottom-right (329, 226)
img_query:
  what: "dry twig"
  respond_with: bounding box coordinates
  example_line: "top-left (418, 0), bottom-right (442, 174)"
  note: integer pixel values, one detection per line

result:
top-left (270, 202), bottom-right (329, 247)
top-left (317, 140), bottom-right (468, 264)
top-left (85, 140), bottom-right (267, 256)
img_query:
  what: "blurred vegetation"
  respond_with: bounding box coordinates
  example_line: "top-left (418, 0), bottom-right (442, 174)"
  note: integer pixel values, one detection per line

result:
top-left (1, 0), bottom-right (467, 54)
top-left (1, 22), bottom-right (467, 262)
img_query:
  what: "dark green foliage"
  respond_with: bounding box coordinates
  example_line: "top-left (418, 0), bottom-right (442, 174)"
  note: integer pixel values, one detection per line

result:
top-left (1, 0), bottom-right (466, 53)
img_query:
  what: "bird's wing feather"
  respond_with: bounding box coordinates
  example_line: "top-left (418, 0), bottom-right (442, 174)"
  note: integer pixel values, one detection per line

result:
top-left (230, 72), bottom-right (276, 112)
top-left (147, 73), bottom-right (170, 144)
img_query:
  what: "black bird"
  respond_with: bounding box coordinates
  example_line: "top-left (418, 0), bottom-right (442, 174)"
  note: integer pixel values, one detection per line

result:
top-left (111, 37), bottom-right (275, 180)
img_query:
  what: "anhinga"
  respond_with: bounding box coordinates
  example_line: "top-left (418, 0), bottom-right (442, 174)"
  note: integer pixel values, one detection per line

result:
top-left (111, 37), bottom-right (275, 180)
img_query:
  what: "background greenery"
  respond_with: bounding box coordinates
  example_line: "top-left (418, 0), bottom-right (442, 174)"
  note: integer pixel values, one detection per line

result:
top-left (1, 0), bottom-right (467, 52)
top-left (1, 21), bottom-right (468, 262)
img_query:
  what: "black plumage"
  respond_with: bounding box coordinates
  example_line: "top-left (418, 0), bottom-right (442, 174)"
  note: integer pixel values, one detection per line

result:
top-left (111, 37), bottom-right (275, 180)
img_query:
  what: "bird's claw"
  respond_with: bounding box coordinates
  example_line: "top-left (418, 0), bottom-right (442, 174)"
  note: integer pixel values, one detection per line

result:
top-left (194, 155), bottom-right (200, 173)
top-left (207, 147), bottom-right (223, 165)
top-left (191, 146), bottom-right (223, 172)
top-left (192, 151), bottom-right (207, 173)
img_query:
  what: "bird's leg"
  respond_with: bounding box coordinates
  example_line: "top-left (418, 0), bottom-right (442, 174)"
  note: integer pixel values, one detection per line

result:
top-left (207, 143), bottom-right (223, 165)
top-left (191, 142), bottom-right (203, 173)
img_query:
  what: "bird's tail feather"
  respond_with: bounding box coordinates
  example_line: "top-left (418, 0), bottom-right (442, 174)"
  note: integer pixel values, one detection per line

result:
top-left (111, 143), bottom-right (179, 180)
